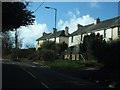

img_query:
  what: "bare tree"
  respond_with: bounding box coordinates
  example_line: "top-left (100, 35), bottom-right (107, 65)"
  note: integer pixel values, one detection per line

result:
top-left (25, 43), bottom-right (34, 49)
top-left (2, 32), bottom-right (15, 56)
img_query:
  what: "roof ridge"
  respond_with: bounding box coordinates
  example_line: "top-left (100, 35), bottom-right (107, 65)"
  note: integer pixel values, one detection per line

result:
top-left (71, 16), bottom-right (120, 36)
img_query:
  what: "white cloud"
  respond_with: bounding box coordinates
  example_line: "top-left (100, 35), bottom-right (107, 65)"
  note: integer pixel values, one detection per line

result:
top-left (8, 9), bottom-right (94, 49)
top-left (90, 2), bottom-right (99, 8)
top-left (18, 21), bottom-right (48, 48)
top-left (67, 8), bottom-right (80, 19)
top-left (75, 8), bottom-right (80, 15)
top-left (58, 9), bottom-right (94, 34)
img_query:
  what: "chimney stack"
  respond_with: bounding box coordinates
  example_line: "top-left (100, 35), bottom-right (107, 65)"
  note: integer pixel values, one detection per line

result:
top-left (52, 28), bottom-right (57, 34)
top-left (43, 32), bottom-right (46, 36)
top-left (94, 18), bottom-right (100, 25)
top-left (65, 26), bottom-right (69, 35)
top-left (77, 24), bottom-right (83, 30)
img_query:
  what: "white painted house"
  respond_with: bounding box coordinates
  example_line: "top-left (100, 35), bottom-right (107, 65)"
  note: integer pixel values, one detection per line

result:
top-left (69, 16), bottom-right (120, 49)
top-left (65, 16), bottom-right (120, 60)
top-left (36, 26), bottom-right (69, 50)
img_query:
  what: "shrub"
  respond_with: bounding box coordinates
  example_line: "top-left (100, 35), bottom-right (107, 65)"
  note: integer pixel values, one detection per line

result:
top-left (40, 41), bottom-right (55, 50)
top-left (92, 40), bottom-right (120, 71)
top-left (41, 49), bottom-right (56, 61)
top-left (84, 60), bottom-right (103, 68)
top-left (27, 52), bottom-right (40, 61)
top-left (10, 49), bottom-right (18, 59)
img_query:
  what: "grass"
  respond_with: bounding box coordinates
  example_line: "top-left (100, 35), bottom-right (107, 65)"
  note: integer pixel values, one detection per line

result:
top-left (4, 57), bottom-right (103, 69)
top-left (50, 60), bottom-right (84, 69)
top-left (44, 59), bottom-right (103, 69)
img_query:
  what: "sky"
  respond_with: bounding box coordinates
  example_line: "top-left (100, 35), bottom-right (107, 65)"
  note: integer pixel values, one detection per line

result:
top-left (11, 1), bottom-right (119, 49)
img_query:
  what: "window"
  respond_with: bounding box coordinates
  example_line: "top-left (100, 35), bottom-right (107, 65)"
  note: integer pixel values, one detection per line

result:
top-left (118, 26), bottom-right (120, 36)
top-left (37, 41), bottom-right (39, 45)
top-left (104, 29), bottom-right (106, 38)
top-left (81, 34), bottom-right (83, 41)
top-left (71, 36), bottom-right (73, 43)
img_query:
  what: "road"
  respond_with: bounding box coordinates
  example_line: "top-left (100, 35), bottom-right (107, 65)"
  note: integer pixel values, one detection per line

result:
top-left (2, 63), bottom-right (105, 89)
top-left (2, 64), bottom-right (46, 89)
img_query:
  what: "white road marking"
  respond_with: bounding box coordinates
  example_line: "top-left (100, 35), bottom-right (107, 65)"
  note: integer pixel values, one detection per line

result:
top-left (41, 82), bottom-right (50, 89)
top-left (20, 66), bottom-right (50, 89)
top-left (27, 71), bottom-right (36, 78)
top-left (31, 65), bottom-right (36, 67)
top-left (26, 70), bottom-right (50, 89)
top-left (20, 67), bottom-right (26, 71)
top-left (20, 67), bottom-right (36, 78)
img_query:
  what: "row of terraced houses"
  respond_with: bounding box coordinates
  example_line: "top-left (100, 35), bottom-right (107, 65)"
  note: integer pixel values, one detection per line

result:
top-left (36, 16), bottom-right (120, 60)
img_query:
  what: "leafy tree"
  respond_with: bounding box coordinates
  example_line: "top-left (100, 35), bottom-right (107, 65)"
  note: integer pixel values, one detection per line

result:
top-left (40, 41), bottom-right (55, 50)
top-left (37, 41), bottom-right (68, 60)
top-left (60, 42), bottom-right (68, 53)
top-left (2, 2), bottom-right (35, 32)
top-left (41, 49), bottom-right (55, 61)
top-left (81, 32), bottom-right (119, 71)
top-left (2, 2), bottom-right (35, 57)
top-left (36, 41), bottom-right (56, 61)
top-left (92, 39), bottom-right (119, 71)
top-left (80, 33), bottom-right (104, 60)
top-left (40, 41), bottom-right (68, 54)
top-left (56, 42), bottom-right (68, 55)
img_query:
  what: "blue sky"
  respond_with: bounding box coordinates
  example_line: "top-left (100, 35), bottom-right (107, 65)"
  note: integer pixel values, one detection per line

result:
top-left (14, 2), bottom-right (118, 48)
top-left (31, 2), bottom-right (118, 30)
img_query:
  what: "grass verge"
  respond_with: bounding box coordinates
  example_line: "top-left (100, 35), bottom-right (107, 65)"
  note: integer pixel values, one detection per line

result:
top-left (44, 59), bottom-right (103, 69)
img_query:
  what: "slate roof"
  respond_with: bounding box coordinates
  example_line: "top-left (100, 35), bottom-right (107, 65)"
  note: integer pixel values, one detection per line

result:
top-left (71, 16), bottom-right (120, 36)
top-left (36, 30), bottom-right (69, 41)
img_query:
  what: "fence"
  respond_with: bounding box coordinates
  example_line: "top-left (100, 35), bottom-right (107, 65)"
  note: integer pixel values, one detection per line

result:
top-left (64, 52), bottom-right (81, 60)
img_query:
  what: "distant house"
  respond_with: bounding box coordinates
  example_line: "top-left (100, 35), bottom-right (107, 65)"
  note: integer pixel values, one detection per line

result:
top-left (36, 26), bottom-right (70, 50)
top-left (65, 16), bottom-right (120, 60)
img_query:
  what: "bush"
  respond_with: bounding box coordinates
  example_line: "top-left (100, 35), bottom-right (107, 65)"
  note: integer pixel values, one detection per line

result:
top-left (27, 52), bottom-right (40, 61)
top-left (92, 40), bottom-right (120, 71)
top-left (41, 49), bottom-right (56, 61)
top-left (10, 50), bottom-right (18, 59)
top-left (84, 60), bottom-right (103, 68)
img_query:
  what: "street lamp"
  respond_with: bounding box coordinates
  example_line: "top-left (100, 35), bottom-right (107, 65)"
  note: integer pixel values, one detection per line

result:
top-left (45, 6), bottom-right (57, 29)
top-left (45, 6), bottom-right (57, 50)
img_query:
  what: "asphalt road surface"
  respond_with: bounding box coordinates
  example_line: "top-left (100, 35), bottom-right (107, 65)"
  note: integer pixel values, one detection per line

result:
top-left (2, 63), bottom-right (105, 89)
